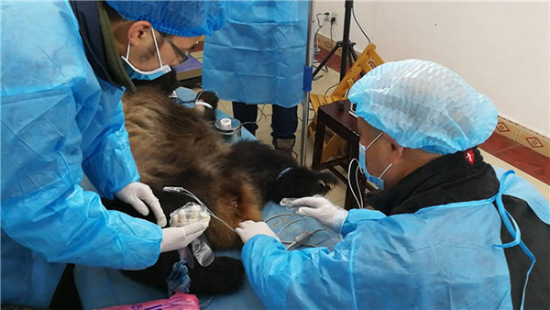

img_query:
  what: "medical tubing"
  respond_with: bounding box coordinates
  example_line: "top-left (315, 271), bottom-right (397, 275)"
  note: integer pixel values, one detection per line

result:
top-left (163, 187), bottom-right (236, 232)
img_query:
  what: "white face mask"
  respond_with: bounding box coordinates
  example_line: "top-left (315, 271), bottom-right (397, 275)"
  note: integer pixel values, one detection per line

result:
top-left (358, 132), bottom-right (393, 190)
top-left (121, 28), bottom-right (172, 81)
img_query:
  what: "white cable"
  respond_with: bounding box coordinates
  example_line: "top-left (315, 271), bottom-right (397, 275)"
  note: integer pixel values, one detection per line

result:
top-left (355, 163), bottom-right (364, 209)
top-left (347, 158), bottom-right (363, 208)
top-left (264, 213), bottom-right (297, 223)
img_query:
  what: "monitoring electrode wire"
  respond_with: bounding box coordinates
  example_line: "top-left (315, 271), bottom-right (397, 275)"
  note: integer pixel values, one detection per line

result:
top-left (163, 186), bottom-right (236, 232)
top-left (347, 158), bottom-right (364, 208)
top-left (264, 212), bottom-right (301, 223)
top-left (277, 217), bottom-right (308, 236)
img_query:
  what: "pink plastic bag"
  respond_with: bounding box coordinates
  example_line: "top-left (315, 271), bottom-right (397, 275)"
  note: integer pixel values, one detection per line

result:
top-left (96, 292), bottom-right (200, 310)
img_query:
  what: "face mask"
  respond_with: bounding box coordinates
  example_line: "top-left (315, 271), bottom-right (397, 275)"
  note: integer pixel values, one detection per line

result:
top-left (121, 28), bottom-right (172, 81)
top-left (358, 132), bottom-right (393, 190)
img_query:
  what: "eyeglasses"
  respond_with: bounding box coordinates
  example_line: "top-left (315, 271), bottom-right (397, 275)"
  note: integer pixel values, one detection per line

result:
top-left (159, 33), bottom-right (191, 65)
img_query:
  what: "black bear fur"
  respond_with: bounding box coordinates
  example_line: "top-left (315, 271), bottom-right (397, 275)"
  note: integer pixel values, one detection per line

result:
top-left (102, 72), bottom-right (337, 295)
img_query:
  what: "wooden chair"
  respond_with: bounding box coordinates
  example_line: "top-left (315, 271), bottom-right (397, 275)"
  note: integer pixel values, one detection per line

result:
top-left (309, 43), bottom-right (384, 162)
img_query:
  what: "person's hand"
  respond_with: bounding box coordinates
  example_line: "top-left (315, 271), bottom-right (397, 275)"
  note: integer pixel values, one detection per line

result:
top-left (161, 222), bottom-right (208, 253)
top-left (115, 182), bottom-right (167, 227)
top-left (291, 196), bottom-right (348, 232)
top-left (236, 220), bottom-right (279, 244)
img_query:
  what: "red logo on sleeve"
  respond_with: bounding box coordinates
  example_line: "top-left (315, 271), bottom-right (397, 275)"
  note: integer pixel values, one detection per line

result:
top-left (465, 149), bottom-right (475, 165)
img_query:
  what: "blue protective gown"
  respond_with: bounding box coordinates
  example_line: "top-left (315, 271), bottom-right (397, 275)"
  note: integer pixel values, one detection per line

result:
top-left (201, 0), bottom-right (308, 107)
top-left (241, 169), bottom-right (549, 309)
top-left (1, 1), bottom-right (162, 307)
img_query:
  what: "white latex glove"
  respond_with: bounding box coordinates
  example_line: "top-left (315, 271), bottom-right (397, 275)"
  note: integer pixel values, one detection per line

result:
top-left (115, 182), bottom-right (167, 227)
top-left (292, 196), bottom-right (348, 232)
top-left (236, 220), bottom-right (280, 244)
top-left (161, 222), bottom-right (209, 253)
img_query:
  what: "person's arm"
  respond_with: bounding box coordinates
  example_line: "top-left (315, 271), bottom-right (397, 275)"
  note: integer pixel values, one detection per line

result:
top-left (81, 99), bottom-right (140, 199)
top-left (80, 96), bottom-right (166, 226)
top-left (241, 235), bottom-right (356, 309)
top-left (291, 196), bottom-right (387, 236)
top-left (1, 89), bottom-right (162, 270)
top-left (342, 208), bottom-right (387, 236)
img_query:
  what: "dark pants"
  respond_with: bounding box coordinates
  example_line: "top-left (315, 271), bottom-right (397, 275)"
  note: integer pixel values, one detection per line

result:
top-left (232, 102), bottom-right (298, 139)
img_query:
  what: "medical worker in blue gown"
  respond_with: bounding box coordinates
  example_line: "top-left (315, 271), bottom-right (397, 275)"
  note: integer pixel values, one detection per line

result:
top-left (236, 60), bottom-right (550, 309)
top-left (202, 0), bottom-right (308, 156)
top-left (1, 1), bottom-right (224, 307)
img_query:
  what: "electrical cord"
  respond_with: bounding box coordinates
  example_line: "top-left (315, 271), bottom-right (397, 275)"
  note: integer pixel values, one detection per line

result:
top-left (347, 158), bottom-right (364, 209)
top-left (240, 104), bottom-right (269, 128)
top-left (352, 7), bottom-right (371, 44)
top-left (324, 83), bottom-right (339, 96)
top-left (330, 19), bottom-right (334, 49)
top-left (314, 13), bottom-right (325, 54)
top-left (313, 13), bottom-right (330, 80)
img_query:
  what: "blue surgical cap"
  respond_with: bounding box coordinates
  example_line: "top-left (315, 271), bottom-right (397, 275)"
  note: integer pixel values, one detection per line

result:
top-left (106, 0), bottom-right (226, 37)
top-left (349, 59), bottom-right (498, 154)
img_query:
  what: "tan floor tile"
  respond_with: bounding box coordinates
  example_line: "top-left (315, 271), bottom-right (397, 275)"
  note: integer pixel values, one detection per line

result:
top-left (516, 128), bottom-right (550, 157)
top-left (217, 99), bottom-right (233, 116)
top-left (495, 116), bottom-right (520, 141)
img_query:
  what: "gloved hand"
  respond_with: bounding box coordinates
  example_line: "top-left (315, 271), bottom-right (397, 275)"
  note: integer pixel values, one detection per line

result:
top-left (236, 220), bottom-right (280, 244)
top-left (115, 182), bottom-right (167, 227)
top-left (292, 196), bottom-right (348, 232)
top-left (161, 222), bottom-right (209, 253)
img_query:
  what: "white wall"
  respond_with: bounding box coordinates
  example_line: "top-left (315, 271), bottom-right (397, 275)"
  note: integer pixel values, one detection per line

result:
top-left (312, 1), bottom-right (550, 137)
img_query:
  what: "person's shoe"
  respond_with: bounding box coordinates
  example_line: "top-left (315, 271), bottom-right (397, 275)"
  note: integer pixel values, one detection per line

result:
top-left (273, 138), bottom-right (296, 159)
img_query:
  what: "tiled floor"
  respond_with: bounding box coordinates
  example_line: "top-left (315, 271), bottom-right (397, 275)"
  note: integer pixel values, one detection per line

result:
top-left (190, 49), bottom-right (550, 203)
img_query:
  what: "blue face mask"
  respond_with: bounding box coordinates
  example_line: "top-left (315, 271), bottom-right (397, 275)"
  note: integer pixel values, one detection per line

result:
top-left (358, 132), bottom-right (393, 190)
top-left (121, 28), bottom-right (172, 81)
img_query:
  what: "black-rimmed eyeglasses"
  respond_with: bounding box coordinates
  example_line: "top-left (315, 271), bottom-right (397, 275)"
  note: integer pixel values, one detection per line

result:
top-left (159, 33), bottom-right (191, 65)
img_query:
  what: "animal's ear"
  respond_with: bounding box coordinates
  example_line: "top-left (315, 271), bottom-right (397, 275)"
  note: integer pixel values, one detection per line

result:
top-left (194, 91), bottom-right (219, 122)
top-left (316, 171), bottom-right (338, 186)
top-left (314, 171), bottom-right (338, 194)
top-left (195, 91), bottom-right (219, 110)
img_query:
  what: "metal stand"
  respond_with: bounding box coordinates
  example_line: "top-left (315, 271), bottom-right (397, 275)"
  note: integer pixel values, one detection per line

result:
top-left (299, 0), bottom-right (315, 166)
top-left (312, 0), bottom-right (357, 81)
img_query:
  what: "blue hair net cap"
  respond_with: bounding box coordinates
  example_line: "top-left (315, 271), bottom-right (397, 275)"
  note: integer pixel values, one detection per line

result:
top-left (106, 0), bottom-right (226, 37)
top-left (349, 59), bottom-right (498, 154)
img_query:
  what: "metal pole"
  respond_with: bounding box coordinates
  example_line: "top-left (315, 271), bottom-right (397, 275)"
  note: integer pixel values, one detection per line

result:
top-left (300, 0), bottom-right (315, 166)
